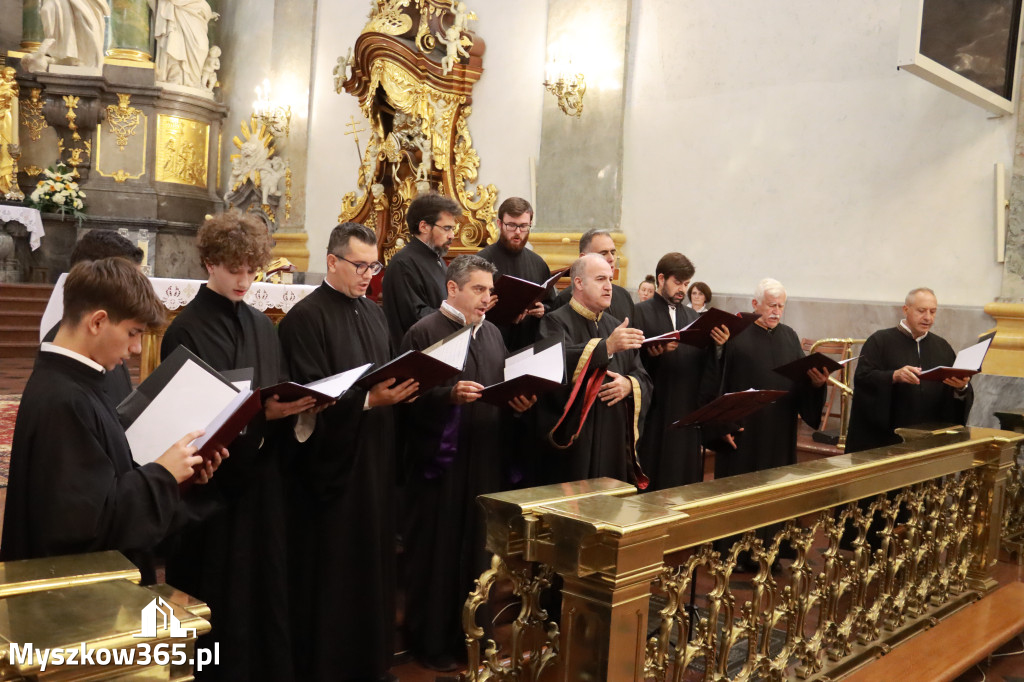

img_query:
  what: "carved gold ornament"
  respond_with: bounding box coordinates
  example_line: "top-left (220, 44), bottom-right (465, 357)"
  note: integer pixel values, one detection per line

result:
top-left (23, 165), bottom-right (43, 176)
top-left (366, 0), bottom-right (413, 35)
top-left (62, 95), bottom-right (81, 141)
top-left (105, 93), bottom-right (142, 151)
top-left (156, 114), bottom-right (209, 187)
top-left (20, 89), bottom-right (48, 142)
top-left (111, 169), bottom-right (130, 183)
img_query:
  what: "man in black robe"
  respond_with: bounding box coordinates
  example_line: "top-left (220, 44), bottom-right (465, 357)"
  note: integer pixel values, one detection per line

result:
top-left (400, 255), bottom-right (536, 671)
top-left (635, 252), bottom-right (728, 489)
top-left (41, 229), bottom-right (145, 405)
top-left (382, 192), bottom-right (459, 345)
top-left (477, 196), bottom-right (556, 351)
top-left (846, 287), bottom-right (973, 453)
top-left (716, 278), bottom-right (829, 480)
top-left (278, 222), bottom-right (418, 682)
top-left (160, 213), bottom-right (316, 681)
top-left (539, 254), bottom-right (652, 484)
top-left (550, 229), bottom-right (634, 323)
top-left (2, 258), bottom-right (215, 578)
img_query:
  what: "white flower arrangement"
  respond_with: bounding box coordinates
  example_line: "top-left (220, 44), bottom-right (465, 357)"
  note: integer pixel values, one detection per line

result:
top-left (26, 163), bottom-right (87, 224)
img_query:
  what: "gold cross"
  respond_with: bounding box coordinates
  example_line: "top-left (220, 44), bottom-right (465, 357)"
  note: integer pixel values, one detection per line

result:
top-left (344, 115), bottom-right (366, 156)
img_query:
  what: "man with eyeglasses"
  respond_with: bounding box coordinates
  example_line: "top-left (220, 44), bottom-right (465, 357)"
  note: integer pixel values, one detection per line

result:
top-left (382, 192), bottom-right (460, 345)
top-left (550, 228), bottom-right (635, 323)
top-left (278, 222), bottom-right (418, 682)
top-left (477, 196), bottom-right (557, 351)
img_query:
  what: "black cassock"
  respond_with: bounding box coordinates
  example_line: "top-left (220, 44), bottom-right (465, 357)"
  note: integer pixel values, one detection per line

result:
top-left (382, 237), bottom-right (446, 345)
top-left (400, 312), bottom-right (510, 663)
top-left (716, 323), bottom-right (825, 479)
top-left (277, 283), bottom-right (397, 682)
top-left (1, 352), bottom-right (179, 577)
top-left (159, 284), bottom-right (293, 681)
top-left (634, 295), bottom-right (722, 489)
top-left (43, 323), bottom-right (133, 404)
top-left (552, 281), bottom-right (635, 324)
top-left (538, 301), bottom-right (652, 484)
top-left (477, 242), bottom-right (556, 351)
top-left (845, 326), bottom-right (973, 453)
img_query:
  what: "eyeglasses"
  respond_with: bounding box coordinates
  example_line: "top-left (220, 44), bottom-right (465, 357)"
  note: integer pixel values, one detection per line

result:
top-left (500, 221), bottom-right (532, 233)
top-left (333, 254), bottom-right (383, 275)
top-left (431, 223), bottom-right (457, 233)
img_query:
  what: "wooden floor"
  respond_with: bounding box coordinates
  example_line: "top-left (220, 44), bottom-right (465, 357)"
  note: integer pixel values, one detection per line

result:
top-left (1, 360), bottom-right (1023, 680)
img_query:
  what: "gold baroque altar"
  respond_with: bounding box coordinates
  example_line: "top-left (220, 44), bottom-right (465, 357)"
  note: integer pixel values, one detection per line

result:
top-left (335, 0), bottom-right (499, 264)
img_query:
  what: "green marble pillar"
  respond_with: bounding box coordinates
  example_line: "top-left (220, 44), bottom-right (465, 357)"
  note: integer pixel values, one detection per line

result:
top-left (22, 0), bottom-right (43, 49)
top-left (108, 0), bottom-right (153, 62)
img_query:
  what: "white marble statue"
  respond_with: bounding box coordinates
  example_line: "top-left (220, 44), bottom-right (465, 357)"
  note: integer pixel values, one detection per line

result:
top-left (38, 0), bottom-right (110, 69)
top-left (200, 45), bottom-right (220, 91)
top-left (260, 157), bottom-right (288, 205)
top-left (154, 0), bottom-right (219, 87)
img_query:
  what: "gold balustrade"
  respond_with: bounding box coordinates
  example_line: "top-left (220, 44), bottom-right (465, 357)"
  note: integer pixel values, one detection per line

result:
top-left (465, 426), bottom-right (1023, 681)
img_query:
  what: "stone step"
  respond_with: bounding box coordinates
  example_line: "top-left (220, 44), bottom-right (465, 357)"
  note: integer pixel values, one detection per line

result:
top-left (0, 297), bottom-right (49, 313)
top-left (0, 327), bottom-right (42, 346)
top-left (0, 342), bottom-right (38, 359)
top-left (0, 310), bottom-right (43, 328)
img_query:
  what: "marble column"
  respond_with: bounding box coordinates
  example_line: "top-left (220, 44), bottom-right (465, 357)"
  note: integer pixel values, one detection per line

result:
top-left (107, 0), bottom-right (153, 62)
top-left (984, 67), bottom-right (1024, 377)
top-left (21, 0), bottom-right (43, 50)
top-left (533, 0), bottom-right (632, 283)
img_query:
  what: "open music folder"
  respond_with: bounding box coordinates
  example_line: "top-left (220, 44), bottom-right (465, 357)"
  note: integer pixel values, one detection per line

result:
top-left (486, 268), bottom-right (568, 326)
top-left (670, 389), bottom-right (788, 429)
top-left (918, 332), bottom-right (996, 382)
top-left (356, 323), bottom-right (473, 396)
top-left (478, 337), bottom-right (566, 405)
top-left (773, 352), bottom-right (858, 384)
top-left (642, 307), bottom-right (760, 349)
top-left (262, 363), bottom-right (372, 406)
top-left (117, 346), bottom-right (261, 474)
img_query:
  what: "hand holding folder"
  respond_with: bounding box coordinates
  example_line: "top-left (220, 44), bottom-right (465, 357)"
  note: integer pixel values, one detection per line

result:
top-left (356, 324), bottom-right (474, 397)
top-left (773, 352), bottom-right (857, 384)
top-left (642, 308), bottom-right (760, 349)
top-left (477, 338), bottom-right (566, 406)
top-left (262, 363), bottom-right (372, 407)
top-left (487, 268), bottom-right (568, 325)
top-left (918, 333), bottom-right (995, 382)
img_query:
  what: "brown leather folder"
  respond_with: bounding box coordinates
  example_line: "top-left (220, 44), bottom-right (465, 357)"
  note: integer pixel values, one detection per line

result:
top-left (674, 307), bottom-right (760, 348)
top-left (671, 389), bottom-right (787, 428)
top-left (773, 352), bottom-right (847, 384)
top-left (487, 268), bottom-right (567, 325)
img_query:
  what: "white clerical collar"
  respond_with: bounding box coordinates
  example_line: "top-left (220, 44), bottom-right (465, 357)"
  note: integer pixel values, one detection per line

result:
top-left (899, 319), bottom-right (928, 342)
top-left (323, 277), bottom-right (364, 298)
top-left (40, 342), bottom-right (106, 373)
top-left (441, 300), bottom-right (482, 337)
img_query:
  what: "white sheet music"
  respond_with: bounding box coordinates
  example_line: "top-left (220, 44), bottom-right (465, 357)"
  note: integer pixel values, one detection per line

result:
top-left (192, 388), bottom-right (254, 451)
top-left (953, 337), bottom-right (993, 370)
top-left (306, 363), bottom-right (373, 398)
top-left (126, 359), bottom-right (239, 465)
top-left (505, 342), bottom-right (564, 381)
top-left (424, 325), bottom-right (473, 370)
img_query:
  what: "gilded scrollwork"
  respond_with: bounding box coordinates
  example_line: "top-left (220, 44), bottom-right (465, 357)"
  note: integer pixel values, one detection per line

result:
top-left (452, 106), bottom-right (497, 245)
top-left (20, 89), bottom-right (48, 142)
top-left (62, 95), bottom-right (81, 141)
top-left (106, 93), bottom-right (142, 151)
top-left (642, 472), bottom-right (981, 682)
top-left (462, 554), bottom-right (560, 682)
top-left (365, 0), bottom-right (413, 35)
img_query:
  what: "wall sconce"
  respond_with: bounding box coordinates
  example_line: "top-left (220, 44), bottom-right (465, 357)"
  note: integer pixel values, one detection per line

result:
top-left (252, 79), bottom-right (292, 138)
top-left (543, 60), bottom-right (586, 118)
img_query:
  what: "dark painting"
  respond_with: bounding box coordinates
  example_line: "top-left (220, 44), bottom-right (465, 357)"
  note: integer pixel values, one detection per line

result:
top-left (920, 0), bottom-right (1022, 98)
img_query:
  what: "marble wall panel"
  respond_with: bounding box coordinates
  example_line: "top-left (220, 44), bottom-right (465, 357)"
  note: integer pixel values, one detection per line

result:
top-left (967, 374), bottom-right (1024, 428)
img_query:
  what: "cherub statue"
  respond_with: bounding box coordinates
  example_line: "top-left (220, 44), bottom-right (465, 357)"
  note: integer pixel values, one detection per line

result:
top-left (436, 25), bottom-right (470, 75)
top-left (260, 157), bottom-right (288, 205)
top-left (451, 2), bottom-right (477, 33)
top-left (201, 46), bottom-right (221, 91)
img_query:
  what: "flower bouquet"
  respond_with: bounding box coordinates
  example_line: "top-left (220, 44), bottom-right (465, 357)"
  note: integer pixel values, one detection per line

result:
top-left (26, 163), bottom-right (87, 224)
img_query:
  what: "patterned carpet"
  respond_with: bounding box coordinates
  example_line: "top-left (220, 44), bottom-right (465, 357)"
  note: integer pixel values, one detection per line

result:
top-left (0, 395), bottom-right (17, 488)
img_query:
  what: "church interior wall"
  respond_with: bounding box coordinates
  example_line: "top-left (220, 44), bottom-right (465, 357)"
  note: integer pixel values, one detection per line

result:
top-left (0, 0), bottom-right (20, 55)
top-left (303, 0), bottom-right (548, 262)
top-left (619, 0), bottom-right (1015, 311)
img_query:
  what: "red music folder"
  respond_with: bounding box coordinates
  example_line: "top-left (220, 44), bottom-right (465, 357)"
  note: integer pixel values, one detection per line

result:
top-left (918, 332), bottom-right (995, 382)
top-left (773, 352), bottom-right (856, 384)
top-left (356, 324), bottom-right (472, 396)
top-left (262, 363), bottom-right (372, 407)
top-left (670, 389), bottom-right (787, 428)
top-left (487, 268), bottom-right (568, 325)
top-left (180, 387), bottom-right (264, 490)
top-left (477, 337), bottom-right (565, 406)
top-left (644, 307), bottom-right (760, 349)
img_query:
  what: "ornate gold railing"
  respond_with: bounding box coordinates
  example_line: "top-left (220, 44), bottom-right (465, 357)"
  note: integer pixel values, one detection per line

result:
top-left (464, 426), bottom-right (1022, 682)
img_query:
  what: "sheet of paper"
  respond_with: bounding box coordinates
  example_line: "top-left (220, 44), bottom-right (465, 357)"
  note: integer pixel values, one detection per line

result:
top-left (125, 359), bottom-right (239, 465)
top-left (232, 380), bottom-right (251, 391)
top-left (306, 363), bottom-right (372, 398)
top-left (953, 337), bottom-right (993, 370)
top-left (505, 342), bottom-right (563, 382)
top-left (424, 325), bottom-right (472, 370)
top-left (192, 388), bottom-right (254, 450)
